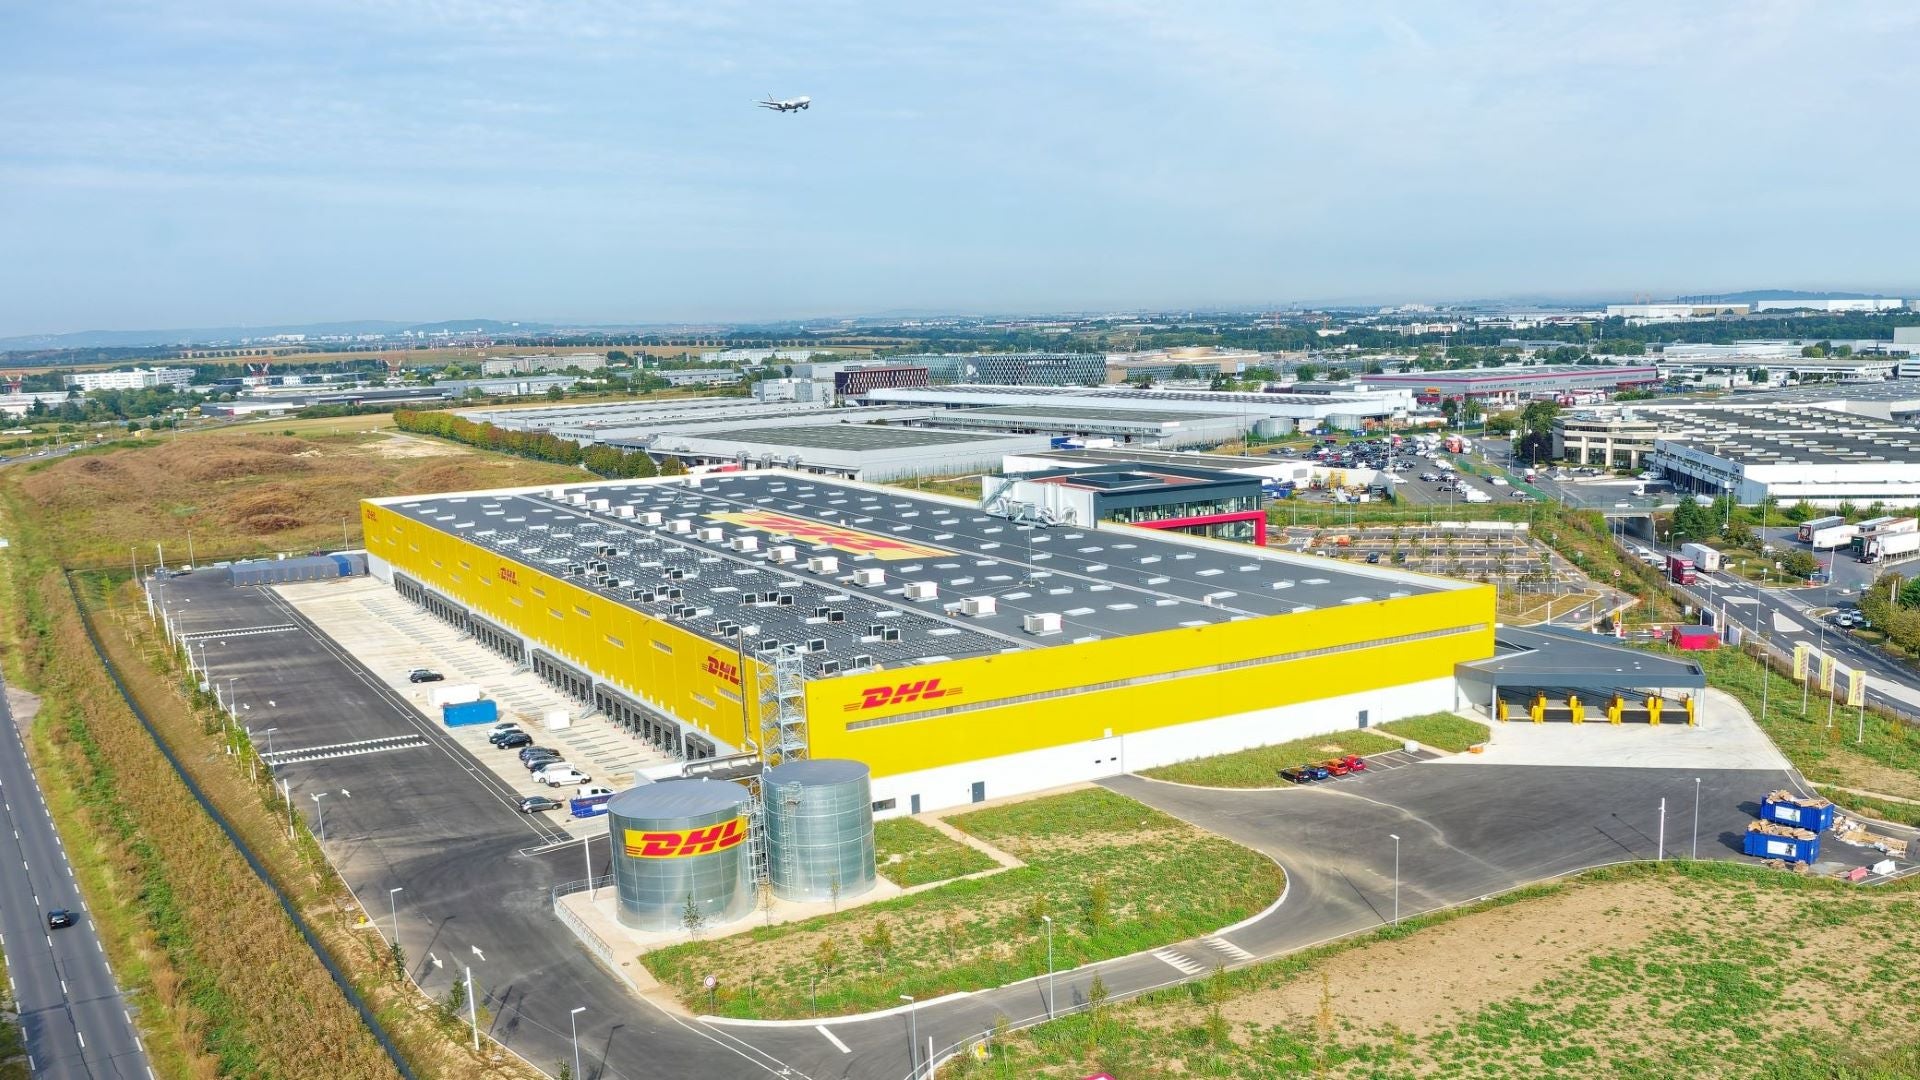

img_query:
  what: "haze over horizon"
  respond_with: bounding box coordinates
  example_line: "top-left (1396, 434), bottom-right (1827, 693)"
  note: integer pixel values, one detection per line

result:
top-left (4, 2), bottom-right (1918, 339)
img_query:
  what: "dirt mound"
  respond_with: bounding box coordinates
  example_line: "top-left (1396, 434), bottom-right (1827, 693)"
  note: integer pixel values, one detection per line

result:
top-left (396, 461), bottom-right (496, 494)
top-left (225, 485), bottom-right (311, 534)
top-left (179, 448), bottom-right (312, 483)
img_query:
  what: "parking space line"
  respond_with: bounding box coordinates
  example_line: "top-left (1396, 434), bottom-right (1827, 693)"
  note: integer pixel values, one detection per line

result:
top-left (816, 1025), bottom-right (851, 1053)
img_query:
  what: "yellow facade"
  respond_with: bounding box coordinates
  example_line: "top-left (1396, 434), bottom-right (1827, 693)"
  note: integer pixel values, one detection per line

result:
top-left (366, 498), bottom-right (1494, 781)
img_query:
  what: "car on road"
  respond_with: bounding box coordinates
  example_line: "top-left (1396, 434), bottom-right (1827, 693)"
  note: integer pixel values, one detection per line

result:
top-left (407, 668), bottom-right (444, 683)
top-left (516, 795), bottom-right (563, 814)
top-left (493, 730), bottom-right (534, 749)
top-left (47, 909), bottom-right (75, 930)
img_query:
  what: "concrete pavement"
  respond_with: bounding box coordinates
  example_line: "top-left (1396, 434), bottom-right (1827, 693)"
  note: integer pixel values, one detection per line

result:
top-left (0, 678), bottom-right (151, 1079)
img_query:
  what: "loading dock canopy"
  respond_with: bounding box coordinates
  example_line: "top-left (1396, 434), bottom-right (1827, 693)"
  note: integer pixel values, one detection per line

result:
top-left (1457, 625), bottom-right (1706, 699)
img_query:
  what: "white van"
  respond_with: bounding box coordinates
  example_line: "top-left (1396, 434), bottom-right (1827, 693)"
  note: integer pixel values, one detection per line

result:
top-left (540, 767), bottom-right (591, 788)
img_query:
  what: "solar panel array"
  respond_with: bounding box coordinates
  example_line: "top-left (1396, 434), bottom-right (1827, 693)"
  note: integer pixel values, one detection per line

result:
top-left (387, 474), bottom-right (1444, 678)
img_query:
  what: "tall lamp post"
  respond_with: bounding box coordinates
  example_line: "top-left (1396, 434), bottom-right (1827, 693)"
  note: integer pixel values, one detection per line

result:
top-left (1389, 833), bottom-right (1402, 925)
top-left (569, 1006), bottom-right (586, 1080)
top-left (1041, 914), bottom-right (1055, 1018)
top-left (311, 792), bottom-right (327, 843)
top-left (388, 886), bottom-right (404, 946)
top-left (900, 995), bottom-right (918, 1079)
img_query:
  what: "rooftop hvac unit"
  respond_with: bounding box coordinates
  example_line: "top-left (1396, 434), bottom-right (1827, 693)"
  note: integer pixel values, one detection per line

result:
top-left (813, 605), bottom-right (831, 619)
top-left (960, 596), bottom-right (997, 617)
top-left (591, 499), bottom-right (611, 512)
top-left (1023, 612), bottom-right (1063, 635)
top-left (867, 622), bottom-right (887, 637)
top-left (807, 556), bottom-right (840, 575)
top-left (828, 610), bottom-right (846, 623)
top-left (768, 545), bottom-right (797, 564)
top-left (641, 511), bottom-right (663, 526)
top-left (548, 486), bottom-right (568, 499)
top-left (666, 519), bottom-right (692, 534)
top-left (696, 527), bottom-right (724, 542)
top-left (565, 564), bottom-right (584, 577)
top-left (806, 638), bottom-right (827, 653)
top-left (852, 567), bottom-right (885, 587)
top-left (776, 593), bottom-right (795, 606)
top-left (667, 568), bottom-right (686, 579)
top-left (628, 588), bottom-right (647, 601)
top-left (665, 587), bottom-right (682, 599)
top-left (730, 536), bottom-right (759, 552)
top-left (904, 581), bottom-right (938, 601)
top-left (819, 659), bottom-right (840, 675)
top-left (882, 628), bottom-right (901, 641)
top-left (570, 493), bottom-right (588, 505)
top-left (758, 637), bottom-right (780, 652)
top-left (850, 654), bottom-right (873, 669)
top-left (614, 505), bottom-right (635, 518)
top-left (604, 577), bottom-right (623, 589)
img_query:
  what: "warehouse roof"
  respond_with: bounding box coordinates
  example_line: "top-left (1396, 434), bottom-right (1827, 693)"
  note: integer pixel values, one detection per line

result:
top-left (947, 405), bottom-right (1240, 424)
top-left (376, 472), bottom-right (1458, 674)
top-left (689, 425), bottom-right (1017, 451)
top-left (1456, 625), bottom-right (1706, 692)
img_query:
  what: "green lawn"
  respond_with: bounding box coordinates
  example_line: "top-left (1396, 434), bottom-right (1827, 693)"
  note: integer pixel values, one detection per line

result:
top-left (1376, 712), bottom-right (1490, 753)
top-left (1812, 785), bottom-right (1920, 828)
top-left (1137, 728), bottom-right (1404, 788)
top-left (873, 817), bottom-right (997, 887)
top-left (947, 861), bottom-right (1920, 1080)
top-left (641, 788), bottom-right (1284, 1019)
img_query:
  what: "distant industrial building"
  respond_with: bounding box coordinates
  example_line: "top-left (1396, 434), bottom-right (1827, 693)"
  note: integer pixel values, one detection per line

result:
top-left (698, 347), bottom-right (824, 365)
top-left (1753, 298), bottom-right (1906, 313)
top-left (1606, 303), bottom-right (1750, 321)
top-left (1358, 364), bottom-right (1660, 403)
top-left (66, 367), bottom-right (196, 392)
top-left (648, 423), bottom-right (1051, 482)
top-left (891, 352), bottom-right (1107, 387)
top-left (1657, 348), bottom-right (1897, 382)
top-left (1552, 411), bottom-right (1663, 469)
top-left (481, 353), bottom-right (607, 375)
top-left (865, 384), bottom-right (1413, 432)
top-left (834, 365), bottom-right (929, 398)
top-left (984, 462), bottom-right (1267, 544)
top-left (751, 377), bottom-right (827, 404)
top-left (654, 368), bottom-right (740, 388)
top-left (0, 391), bottom-right (80, 417)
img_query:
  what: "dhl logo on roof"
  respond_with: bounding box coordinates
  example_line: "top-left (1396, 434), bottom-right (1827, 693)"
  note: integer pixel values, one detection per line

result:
top-left (706, 510), bottom-right (947, 561)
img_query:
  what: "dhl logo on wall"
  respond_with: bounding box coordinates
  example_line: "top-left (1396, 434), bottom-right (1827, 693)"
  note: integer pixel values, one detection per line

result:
top-left (623, 818), bottom-right (747, 859)
top-left (706, 510), bottom-right (948, 561)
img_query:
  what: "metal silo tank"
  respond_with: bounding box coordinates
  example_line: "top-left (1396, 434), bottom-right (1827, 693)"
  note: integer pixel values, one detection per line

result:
top-left (761, 759), bottom-right (877, 902)
top-left (606, 778), bottom-right (755, 932)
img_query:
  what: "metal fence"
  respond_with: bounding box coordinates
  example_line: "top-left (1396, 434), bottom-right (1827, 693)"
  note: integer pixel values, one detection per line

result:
top-left (551, 875), bottom-right (636, 990)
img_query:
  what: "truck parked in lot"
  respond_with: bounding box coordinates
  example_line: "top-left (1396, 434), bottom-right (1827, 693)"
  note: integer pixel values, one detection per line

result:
top-left (1805, 519), bottom-right (1858, 551)
top-left (1859, 528), bottom-right (1920, 563)
top-left (1679, 542), bottom-right (1722, 573)
top-left (568, 785), bottom-right (617, 818)
top-left (1667, 554), bottom-right (1696, 584)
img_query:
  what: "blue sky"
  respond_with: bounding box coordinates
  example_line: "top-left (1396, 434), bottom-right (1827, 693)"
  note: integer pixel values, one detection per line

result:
top-left (3, 1), bottom-right (1918, 335)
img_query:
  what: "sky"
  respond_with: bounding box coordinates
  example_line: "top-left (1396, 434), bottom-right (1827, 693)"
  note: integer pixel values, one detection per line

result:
top-left (3, 1), bottom-right (1918, 336)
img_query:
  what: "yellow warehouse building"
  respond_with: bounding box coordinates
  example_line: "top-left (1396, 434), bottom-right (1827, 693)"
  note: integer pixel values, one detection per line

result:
top-left (363, 472), bottom-right (1493, 814)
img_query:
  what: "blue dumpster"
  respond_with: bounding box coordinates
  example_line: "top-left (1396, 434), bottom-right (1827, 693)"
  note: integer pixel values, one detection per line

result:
top-left (1760, 792), bottom-right (1836, 833)
top-left (1744, 822), bottom-right (1820, 864)
top-left (442, 700), bottom-right (499, 728)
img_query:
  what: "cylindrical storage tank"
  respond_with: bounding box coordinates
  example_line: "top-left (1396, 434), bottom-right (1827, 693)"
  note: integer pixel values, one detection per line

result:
top-left (1252, 417), bottom-right (1295, 439)
top-left (606, 779), bottom-right (754, 931)
top-left (761, 759), bottom-right (876, 903)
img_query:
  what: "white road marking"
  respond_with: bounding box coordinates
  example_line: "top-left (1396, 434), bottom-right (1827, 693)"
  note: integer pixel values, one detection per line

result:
top-left (1773, 611), bottom-right (1805, 633)
top-left (76, 1030), bottom-right (84, 1049)
top-left (816, 1025), bottom-right (851, 1053)
top-left (1203, 937), bottom-right (1255, 961)
top-left (61, 979), bottom-right (68, 995)
top-left (1152, 948), bottom-right (1204, 975)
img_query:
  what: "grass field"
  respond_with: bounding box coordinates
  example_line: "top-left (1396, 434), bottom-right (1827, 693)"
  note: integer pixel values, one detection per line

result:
top-left (15, 428), bottom-right (583, 568)
top-left (1376, 712), bottom-right (1489, 753)
top-left (874, 818), bottom-right (999, 887)
top-left (945, 861), bottom-right (1920, 1079)
top-left (1137, 729), bottom-right (1406, 788)
top-left (1496, 586), bottom-right (1606, 624)
top-left (641, 788), bottom-right (1284, 1020)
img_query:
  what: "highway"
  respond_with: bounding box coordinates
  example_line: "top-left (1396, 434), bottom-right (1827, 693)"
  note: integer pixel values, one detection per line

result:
top-left (0, 675), bottom-right (152, 1078)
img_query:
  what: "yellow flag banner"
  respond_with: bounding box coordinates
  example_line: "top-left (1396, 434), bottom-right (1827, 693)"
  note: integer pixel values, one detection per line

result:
top-left (1792, 644), bottom-right (1810, 682)
top-left (1847, 668), bottom-right (1867, 708)
top-left (1819, 653), bottom-right (1837, 692)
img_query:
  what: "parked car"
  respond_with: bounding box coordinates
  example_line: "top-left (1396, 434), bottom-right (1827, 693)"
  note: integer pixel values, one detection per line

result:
top-left (516, 795), bottom-right (563, 814)
top-left (1322, 758), bottom-right (1353, 777)
top-left (1365, 552), bottom-right (1381, 564)
top-left (1300, 763), bottom-right (1332, 781)
top-left (47, 909), bottom-right (75, 930)
top-left (1333, 754), bottom-right (1368, 773)
top-left (520, 748), bottom-right (563, 768)
top-left (1278, 766), bottom-right (1318, 784)
top-left (407, 668), bottom-right (444, 683)
top-left (487, 723), bottom-right (525, 742)
top-left (530, 760), bottom-right (576, 781)
top-left (538, 767), bottom-right (591, 788)
top-left (495, 731), bottom-right (534, 750)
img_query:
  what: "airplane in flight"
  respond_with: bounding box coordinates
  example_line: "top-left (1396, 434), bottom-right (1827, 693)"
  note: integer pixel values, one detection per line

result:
top-left (757, 94), bottom-right (811, 113)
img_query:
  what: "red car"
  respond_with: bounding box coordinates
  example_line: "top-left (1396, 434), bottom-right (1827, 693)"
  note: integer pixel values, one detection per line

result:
top-left (1339, 754), bottom-right (1368, 772)
top-left (1322, 758), bottom-right (1353, 777)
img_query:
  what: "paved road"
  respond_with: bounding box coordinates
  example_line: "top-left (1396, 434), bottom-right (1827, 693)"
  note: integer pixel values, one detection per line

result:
top-left (0, 677), bottom-right (151, 1078)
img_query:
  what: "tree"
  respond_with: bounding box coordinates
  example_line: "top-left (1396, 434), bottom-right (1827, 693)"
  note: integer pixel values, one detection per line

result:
top-left (1086, 972), bottom-right (1109, 1048)
top-left (546, 384), bottom-right (566, 400)
top-left (1669, 495), bottom-right (1714, 543)
top-left (1515, 400), bottom-right (1560, 463)
top-left (1460, 397), bottom-right (1485, 428)
top-left (815, 938), bottom-right (840, 975)
top-left (1900, 576), bottom-right (1920, 609)
top-left (1782, 550), bottom-right (1819, 579)
top-left (1086, 880), bottom-right (1112, 932)
top-left (862, 919), bottom-right (894, 967)
top-left (1294, 364), bottom-right (1320, 382)
top-left (682, 894), bottom-right (706, 939)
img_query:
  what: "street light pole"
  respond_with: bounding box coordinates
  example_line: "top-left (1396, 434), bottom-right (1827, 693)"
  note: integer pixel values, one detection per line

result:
top-left (1389, 833), bottom-right (1401, 925)
top-left (311, 792), bottom-right (326, 843)
top-left (901, 995), bottom-right (918, 1079)
top-left (1692, 778), bottom-right (1701, 860)
top-left (1041, 914), bottom-right (1055, 1019)
top-left (388, 886), bottom-right (404, 947)
top-left (570, 1006), bottom-right (585, 1080)
top-left (1657, 797), bottom-right (1666, 862)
